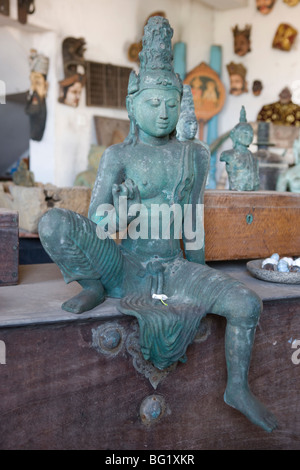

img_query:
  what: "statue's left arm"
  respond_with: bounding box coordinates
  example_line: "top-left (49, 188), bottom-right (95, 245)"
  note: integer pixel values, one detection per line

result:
top-left (182, 143), bottom-right (210, 265)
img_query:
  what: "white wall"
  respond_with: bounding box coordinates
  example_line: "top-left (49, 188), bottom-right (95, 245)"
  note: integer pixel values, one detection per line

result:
top-left (213, 0), bottom-right (300, 137)
top-left (27, 0), bottom-right (213, 186)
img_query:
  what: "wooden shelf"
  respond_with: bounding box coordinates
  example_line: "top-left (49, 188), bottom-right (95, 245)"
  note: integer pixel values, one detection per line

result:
top-left (0, 13), bottom-right (51, 33)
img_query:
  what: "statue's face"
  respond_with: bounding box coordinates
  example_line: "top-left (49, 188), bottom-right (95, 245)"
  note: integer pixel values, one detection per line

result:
top-left (232, 125), bottom-right (254, 147)
top-left (183, 119), bottom-right (198, 140)
top-left (133, 88), bottom-right (181, 137)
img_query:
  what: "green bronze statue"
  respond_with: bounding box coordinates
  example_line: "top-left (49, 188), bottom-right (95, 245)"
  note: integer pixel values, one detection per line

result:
top-left (39, 16), bottom-right (277, 432)
top-left (220, 106), bottom-right (260, 191)
top-left (276, 134), bottom-right (300, 192)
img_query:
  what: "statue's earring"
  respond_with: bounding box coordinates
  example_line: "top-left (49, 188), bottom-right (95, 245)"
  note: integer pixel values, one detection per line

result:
top-left (126, 95), bottom-right (137, 137)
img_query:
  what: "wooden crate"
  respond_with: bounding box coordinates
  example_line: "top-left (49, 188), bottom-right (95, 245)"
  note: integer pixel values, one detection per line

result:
top-left (204, 190), bottom-right (300, 261)
top-left (0, 209), bottom-right (19, 286)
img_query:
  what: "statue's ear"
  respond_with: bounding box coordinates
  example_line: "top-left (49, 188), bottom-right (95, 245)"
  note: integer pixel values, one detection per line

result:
top-left (126, 95), bottom-right (133, 116)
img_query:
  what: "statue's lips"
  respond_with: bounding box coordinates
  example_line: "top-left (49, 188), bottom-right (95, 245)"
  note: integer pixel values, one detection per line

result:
top-left (157, 121), bottom-right (169, 129)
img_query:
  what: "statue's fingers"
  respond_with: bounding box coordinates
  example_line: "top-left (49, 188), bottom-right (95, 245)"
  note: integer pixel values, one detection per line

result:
top-left (125, 178), bottom-right (135, 199)
top-left (120, 183), bottom-right (129, 197)
top-left (112, 183), bottom-right (120, 195)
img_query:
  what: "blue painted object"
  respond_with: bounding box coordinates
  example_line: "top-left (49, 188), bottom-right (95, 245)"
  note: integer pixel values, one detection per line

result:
top-left (206, 45), bottom-right (222, 189)
top-left (173, 41), bottom-right (186, 81)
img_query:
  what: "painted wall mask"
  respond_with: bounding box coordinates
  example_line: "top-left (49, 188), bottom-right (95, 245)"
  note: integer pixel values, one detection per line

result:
top-left (232, 25), bottom-right (251, 56)
top-left (25, 49), bottom-right (49, 141)
top-left (256, 0), bottom-right (277, 14)
top-left (272, 23), bottom-right (298, 51)
top-left (58, 74), bottom-right (86, 108)
top-left (226, 62), bottom-right (248, 96)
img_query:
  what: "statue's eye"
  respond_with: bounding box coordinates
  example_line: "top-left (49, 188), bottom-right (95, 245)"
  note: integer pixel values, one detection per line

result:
top-left (167, 100), bottom-right (177, 108)
top-left (148, 98), bottom-right (161, 107)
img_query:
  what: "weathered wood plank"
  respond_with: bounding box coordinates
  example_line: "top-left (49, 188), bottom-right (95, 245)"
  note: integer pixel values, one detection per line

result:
top-left (0, 209), bottom-right (19, 286)
top-left (0, 300), bottom-right (299, 450)
top-left (204, 190), bottom-right (300, 261)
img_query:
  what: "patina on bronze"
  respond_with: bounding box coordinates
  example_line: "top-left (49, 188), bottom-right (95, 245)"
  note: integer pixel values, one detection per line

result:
top-left (220, 106), bottom-right (260, 191)
top-left (39, 16), bottom-right (277, 433)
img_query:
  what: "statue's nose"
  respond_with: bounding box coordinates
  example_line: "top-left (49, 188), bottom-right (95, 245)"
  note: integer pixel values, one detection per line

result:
top-left (159, 101), bottom-right (168, 119)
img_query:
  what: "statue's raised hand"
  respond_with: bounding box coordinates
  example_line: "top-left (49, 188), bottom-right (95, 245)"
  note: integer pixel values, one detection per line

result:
top-left (112, 179), bottom-right (141, 224)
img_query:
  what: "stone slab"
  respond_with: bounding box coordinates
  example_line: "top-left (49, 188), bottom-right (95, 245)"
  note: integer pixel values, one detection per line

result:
top-left (0, 262), bottom-right (300, 328)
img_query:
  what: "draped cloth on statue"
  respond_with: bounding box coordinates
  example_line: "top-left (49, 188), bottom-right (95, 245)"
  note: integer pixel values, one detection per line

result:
top-left (119, 293), bottom-right (205, 370)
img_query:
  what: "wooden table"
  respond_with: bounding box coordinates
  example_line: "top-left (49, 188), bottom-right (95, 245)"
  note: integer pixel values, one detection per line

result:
top-left (0, 262), bottom-right (299, 450)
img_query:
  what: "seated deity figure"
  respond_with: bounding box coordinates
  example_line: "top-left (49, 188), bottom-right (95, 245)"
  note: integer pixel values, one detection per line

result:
top-left (220, 106), bottom-right (260, 191)
top-left (39, 17), bottom-right (277, 433)
top-left (276, 134), bottom-right (300, 192)
top-left (176, 84), bottom-right (210, 154)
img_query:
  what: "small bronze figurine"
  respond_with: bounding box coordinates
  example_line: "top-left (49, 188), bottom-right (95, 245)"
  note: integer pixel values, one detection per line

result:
top-left (220, 106), bottom-right (260, 191)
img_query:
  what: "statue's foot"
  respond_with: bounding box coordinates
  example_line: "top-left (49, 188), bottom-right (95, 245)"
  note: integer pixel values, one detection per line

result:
top-left (62, 280), bottom-right (105, 314)
top-left (224, 385), bottom-right (278, 433)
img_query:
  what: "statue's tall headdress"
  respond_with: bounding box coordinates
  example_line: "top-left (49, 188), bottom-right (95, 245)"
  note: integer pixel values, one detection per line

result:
top-left (127, 16), bottom-right (182, 96)
top-left (180, 85), bottom-right (196, 119)
top-left (176, 85), bottom-right (197, 141)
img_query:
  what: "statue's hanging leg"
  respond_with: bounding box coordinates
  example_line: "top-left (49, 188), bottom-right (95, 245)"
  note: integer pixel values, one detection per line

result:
top-left (38, 207), bottom-right (125, 314)
top-left (224, 322), bottom-right (278, 433)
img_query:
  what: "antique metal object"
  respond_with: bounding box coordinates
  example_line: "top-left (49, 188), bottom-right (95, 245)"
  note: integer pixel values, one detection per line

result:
top-left (92, 322), bottom-right (125, 357)
top-left (140, 395), bottom-right (167, 426)
top-left (220, 106), bottom-right (259, 191)
top-left (39, 16), bottom-right (277, 433)
top-left (276, 134), bottom-right (300, 192)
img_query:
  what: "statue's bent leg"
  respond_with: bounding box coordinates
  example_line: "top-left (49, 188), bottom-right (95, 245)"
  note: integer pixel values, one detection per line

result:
top-left (168, 261), bottom-right (277, 432)
top-left (38, 208), bottom-right (125, 313)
